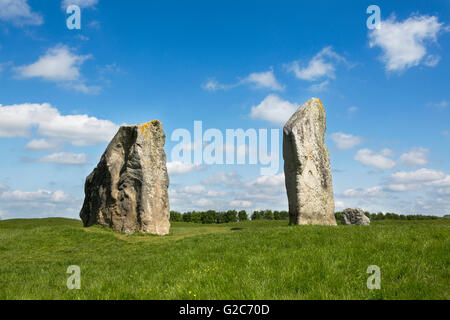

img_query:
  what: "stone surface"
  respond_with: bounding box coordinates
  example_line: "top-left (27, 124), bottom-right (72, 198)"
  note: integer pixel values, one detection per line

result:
top-left (340, 208), bottom-right (371, 226)
top-left (80, 120), bottom-right (170, 235)
top-left (283, 98), bottom-right (336, 226)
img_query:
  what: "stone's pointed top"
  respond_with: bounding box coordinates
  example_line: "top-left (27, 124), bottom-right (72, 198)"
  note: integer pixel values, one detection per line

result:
top-left (284, 98), bottom-right (326, 133)
top-left (121, 120), bottom-right (163, 129)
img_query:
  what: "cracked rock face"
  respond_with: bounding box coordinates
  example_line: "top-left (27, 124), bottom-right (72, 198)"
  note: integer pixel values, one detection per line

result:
top-left (340, 208), bottom-right (371, 226)
top-left (80, 121), bottom-right (170, 235)
top-left (283, 98), bottom-right (336, 226)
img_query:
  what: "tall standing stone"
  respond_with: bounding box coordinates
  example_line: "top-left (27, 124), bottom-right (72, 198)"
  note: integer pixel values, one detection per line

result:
top-left (80, 120), bottom-right (170, 235)
top-left (283, 98), bottom-right (336, 226)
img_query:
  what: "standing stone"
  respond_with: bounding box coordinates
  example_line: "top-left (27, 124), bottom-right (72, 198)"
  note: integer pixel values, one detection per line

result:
top-left (340, 208), bottom-right (371, 226)
top-left (283, 98), bottom-right (336, 226)
top-left (80, 120), bottom-right (170, 235)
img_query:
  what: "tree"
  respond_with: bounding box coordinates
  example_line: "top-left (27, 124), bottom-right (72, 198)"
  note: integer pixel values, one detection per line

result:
top-left (216, 212), bottom-right (225, 224)
top-left (238, 210), bottom-right (248, 222)
top-left (262, 210), bottom-right (274, 220)
top-left (170, 211), bottom-right (183, 222)
top-left (202, 210), bottom-right (217, 224)
top-left (251, 211), bottom-right (262, 220)
top-left (223, 210), bottom-right (238, 223)
top-left (191, 211), bottom-right (202, 223)
top-left (183, 212), bottom-right (192, 222)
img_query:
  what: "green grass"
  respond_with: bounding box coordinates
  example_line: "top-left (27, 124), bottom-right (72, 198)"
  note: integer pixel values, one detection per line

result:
top-left (0, 218), bottom-right (448, 300)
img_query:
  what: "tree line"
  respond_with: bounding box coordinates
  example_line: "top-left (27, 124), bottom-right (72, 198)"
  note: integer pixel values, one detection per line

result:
top-left (170, 210), bottom-right (440, 224)
top-left (170, 210), bottom-right (289, 224)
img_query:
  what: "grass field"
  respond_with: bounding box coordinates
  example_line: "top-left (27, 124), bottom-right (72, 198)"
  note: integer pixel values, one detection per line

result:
top-left (0, 218), bottom-right (448, 300)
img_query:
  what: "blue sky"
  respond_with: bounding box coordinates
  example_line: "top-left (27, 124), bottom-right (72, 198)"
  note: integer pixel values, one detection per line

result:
top-left (0, 0), bottom-right (449, 219)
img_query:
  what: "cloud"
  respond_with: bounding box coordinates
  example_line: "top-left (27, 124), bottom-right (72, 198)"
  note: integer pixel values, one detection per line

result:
top-left (390, 168), bottom-right (446, 184)
top-left (250, 94), bottom-right (297, 125)
top-left (427, 100), bottom-right (448, 110)
top-left (0, 189), bottom-right (71, 203)
top-left (242, 69), bottom-right (284, 91)
top-left (369, 15), bottom-right (445, 72)
top-left (330, 132), bottom-right (363, 150)
top-left (202, 69), bottom-right (283, 92)
top-left (229, 200), bottom-right (253, 208)
top-left (15, 45), bottom-right (99, 94)
top-left (354, 148), bottom-right (396, 169)
top-left (0, 0), bottom-right (43, 26)
top-left (0, 103), bottom-right (119, 146)
top-left (348, 106), bottom-right (358, 114)
top-left (167, 161), bottom-right (206, 175)
top-left (286, 47), bottom-right (345, 81)
top-left (170, 172), bottom-right (288, 212)
top-left (308, 80), bottom-right (330, 92)
top-left (34, 152), bottom-right (88, 165)
top-left (202, 171), bottom-right (242, 186)
top-left (0, 183), bottom-right (8, 191)
top-left (398, 147), bottom-right (429, 167)
top-left (335, 201), bottom-right (345, 210)
top-left (24, 139), bottom-right (60, 151)
top-left (246, 173), bottom-right (285, 188)
top-left (387, 168), bottom-right (448, 192)
top-left (16, 45), bottom-right (90, 81)
top-left (202, 79), bottom-right (227, 91)
top-left (341, 186), bottom-right (386, 198)
top-left (194, 198), bottom-right (215, 208)
top-left (61, 0), bottom-right (98, 9)
top-left (380, 148), bottom-right (395, 157)
top-left (172, 185), bottom-right (226, 198)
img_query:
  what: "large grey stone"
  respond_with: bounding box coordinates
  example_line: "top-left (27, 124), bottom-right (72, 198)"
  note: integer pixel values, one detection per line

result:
top-left (80, 120), bottom-right (170, 235)
top-left (283, 98), bottom-right (336, 226)
top-left (340, 208), bottom-right (371, 226)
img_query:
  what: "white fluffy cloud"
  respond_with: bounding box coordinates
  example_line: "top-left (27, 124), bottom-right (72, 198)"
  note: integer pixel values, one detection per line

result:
top-left (1, 189), bottom-right (71, 203)
top-left (330, 132), bottom-right (363, 150)
top-left (369, 15), bottom-right (445, 72)
top-left (287, 47), bottom-right (345, 81)
top-left (167, 161), bottom-right (206, 175)
top-left (250, 94), bottom-right (297, 125)
top-left (24, 139), bottom-right (60, 151)
top-left (15, 45), bottom-right (99, 94)
top-left (390, 168), bottom-right (445, 184)
top-left (0, 103), bottom-right (119, 146)
top-left (398, 147), bottom-right (429, 167)
top-left (0, 0), bottom-right (43, 26)
top-left (242, 69), bottom-right (284, 91)
top-left (35, 152), bottom-right (88, 165)
top-left (387, 168), bottom-right (449, 192)
top-left (16, 45), bottom-right (90, 81)
top-left (246, 173), bottom-right (285, 188)
top-left (61, 0), bottom-right (98, 9)
top-left (354, 148), bottom-right (396, 169)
